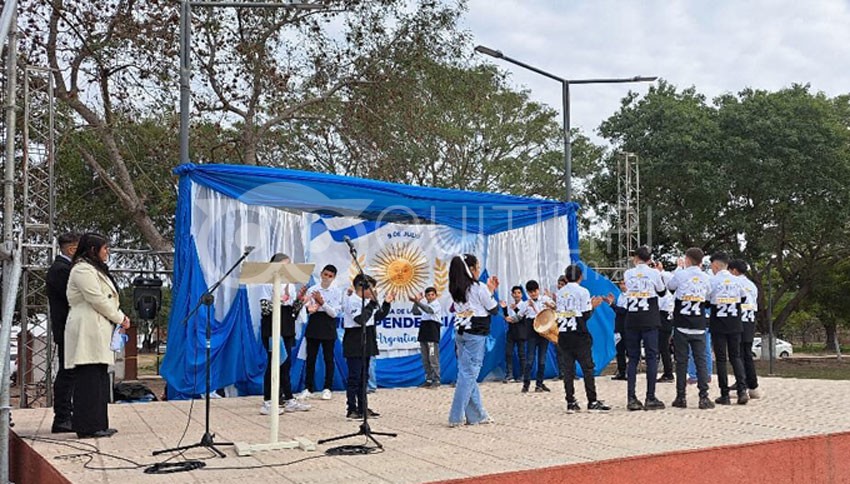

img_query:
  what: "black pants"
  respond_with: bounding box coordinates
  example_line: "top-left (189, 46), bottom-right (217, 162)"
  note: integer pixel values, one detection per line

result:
top-left (711, 331), bottom-right (746, 396)
top-left (263, 336), bottom-right (295, 401)
top-left (673, 329), bottom-right (710, 398)
top-left (53, 336), bottom-right (75, 424)
top-left (505, 333), bottom-right (526, 380)
top-left (346, 356), bottom-right (368, 413)
top-left (615, 337), bottom-right (626, 376)
top-left (305, 337), bottom-right (335, 392)
top-left (524, 334), bottom-right (548, 386)
top-left (658, 325), bottom-right (674, 377)
top-left (72, 364), bottom-right (109, 436)
top-left (560, 334), bottom-right (597, 403)
top-left (626, 328), bottom-right (658, 400)
top-left (740, 339), bottom-right (759, 390)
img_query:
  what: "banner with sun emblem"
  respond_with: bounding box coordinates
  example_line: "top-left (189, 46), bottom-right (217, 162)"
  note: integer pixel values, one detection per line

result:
top-left (309, 216), bottom-right (485, 351)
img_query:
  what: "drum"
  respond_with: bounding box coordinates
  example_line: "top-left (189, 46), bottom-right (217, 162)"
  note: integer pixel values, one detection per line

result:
top-left (533, 308), bottom-right (559, 344)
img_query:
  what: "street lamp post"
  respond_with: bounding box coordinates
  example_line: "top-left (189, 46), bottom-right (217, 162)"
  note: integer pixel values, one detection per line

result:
top-left (179, 1), bottom-right (325, 165)
top-left (474, 45), bottom-right (656, 202)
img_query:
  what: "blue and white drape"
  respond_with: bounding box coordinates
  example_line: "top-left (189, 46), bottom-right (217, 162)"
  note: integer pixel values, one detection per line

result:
top-left (161, 164), bottom-right (616, 399)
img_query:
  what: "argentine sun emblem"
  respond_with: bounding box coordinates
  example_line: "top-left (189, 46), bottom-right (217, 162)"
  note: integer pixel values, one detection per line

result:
top-left (371, 243), bottom-right (429, 299)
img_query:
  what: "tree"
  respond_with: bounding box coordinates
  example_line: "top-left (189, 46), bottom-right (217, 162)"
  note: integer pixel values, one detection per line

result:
top-left (593, 81), bottom-right (850, 334)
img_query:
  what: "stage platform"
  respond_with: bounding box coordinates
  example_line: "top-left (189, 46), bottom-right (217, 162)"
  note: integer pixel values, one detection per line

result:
top-left (10, 375), bottom-right (850, 483)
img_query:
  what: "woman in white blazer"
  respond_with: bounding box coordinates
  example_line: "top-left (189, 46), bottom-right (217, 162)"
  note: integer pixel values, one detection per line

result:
top-left (65, 233), bottom-right (130, 438)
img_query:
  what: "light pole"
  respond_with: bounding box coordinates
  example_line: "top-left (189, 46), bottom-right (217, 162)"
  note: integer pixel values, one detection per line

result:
top-left (179, 1), bottom-right (325, 165)
top-left (474, 45), bottom-right (656, 202)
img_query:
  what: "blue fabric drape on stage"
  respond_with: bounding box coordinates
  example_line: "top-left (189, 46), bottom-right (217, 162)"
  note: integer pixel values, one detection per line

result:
top-left (163, 163), bottom-right (617, 399)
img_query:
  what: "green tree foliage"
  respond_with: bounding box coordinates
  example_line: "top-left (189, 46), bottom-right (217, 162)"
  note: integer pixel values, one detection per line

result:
top-left (592, 81), bottom-right (850, 334)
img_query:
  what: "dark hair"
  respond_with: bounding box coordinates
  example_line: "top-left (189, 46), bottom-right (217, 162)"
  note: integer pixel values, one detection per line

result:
top-left (352, 273), bottom-right (376, 289)
top-left (525, 280), bottom-right (539, 292)
top-left (321, 264), bottom-right (338, 275)
top-left (729, 259), bottom-right (748, 275)
top-left (511, 285), bottom-right (523, 294)
top-left (557, 275), bottom-right (567, 284)
top-left (710, 251), bottom-right (730, 264)
top-left (635, 246), bottom-right (652, 262)
top-left (449, 254), bottom-right (477, 303)
top-left (270, 253), bottom-right (290, 263)
top-left (685, 247), bottom-right (704, 266)
top-left (57, 232), bottom-right (80, 247)
top-left (565, 264), bottom-right (582, 282)
top-left (73, 232), bottom-right (113, 280)
top-left (425, 286), bottom-right (437, 295)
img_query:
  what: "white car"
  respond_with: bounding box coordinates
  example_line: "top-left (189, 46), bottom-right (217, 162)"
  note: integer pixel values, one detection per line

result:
top-left (751, 337), bottom-right (793, 359)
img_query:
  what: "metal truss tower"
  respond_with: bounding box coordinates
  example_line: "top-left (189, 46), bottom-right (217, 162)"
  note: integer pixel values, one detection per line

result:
top-left (19, 66), bottom-right (56, 408)
top-left (617, 152), bottom-right (640, 271)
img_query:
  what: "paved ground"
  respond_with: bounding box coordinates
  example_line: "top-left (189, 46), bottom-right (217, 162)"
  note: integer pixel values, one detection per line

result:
top-left (12, 375), bottom-right (850, 483)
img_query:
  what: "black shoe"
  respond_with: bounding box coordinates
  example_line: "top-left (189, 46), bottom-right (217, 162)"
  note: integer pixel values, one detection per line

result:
top-left (77, 429), bottom-right (116, 439)
top-left (672, 395), bottom-right (687, 408)
top-left (51, 421), bottom-right (73, 434)
top-left (346, 410), bottom-right (363, 419)
top-left (430, 382), bottom-right (441, 389)
top-left (658, 374), bottom-right (675, 383)
top-left (699, 396), bottom-right (716, 410)
top-left (627, 398), bottom-right (644, 411)
top-left (366, 408), bottom-right (381, 417)
top-left (737, 391), bottom-right (749, 405)
top-left (419, 381), bottom-right (433, 388)
top-left (587, 401), bottom-right (611, 413)
top-left (521, 384), bottom-right (529, 393)
top-left (644, 397), bottom-right (666, 411)
top-left (611, 374), bottom-right (627, 381)
top-left (535, 383), bottom-right (551, 392)
top-left (501, 378), bottom-right (509, 384)
top-left (566, 401), bottom-right (581, 414)
top-left (715, 395), bottom-right (732, 405)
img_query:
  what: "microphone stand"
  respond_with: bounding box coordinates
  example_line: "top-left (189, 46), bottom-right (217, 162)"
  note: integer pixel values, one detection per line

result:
top-left (153, 248), bottom-right (254, 458)
top-left (318, 242), bottom-right (396, 449)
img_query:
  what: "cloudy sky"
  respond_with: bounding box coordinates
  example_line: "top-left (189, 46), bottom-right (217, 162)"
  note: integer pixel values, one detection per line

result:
top-left (462, 0), bottom-right (850, 142)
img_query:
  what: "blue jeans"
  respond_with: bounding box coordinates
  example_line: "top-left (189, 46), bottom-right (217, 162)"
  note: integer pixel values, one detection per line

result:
top-left (368, 357), bottom-right (377, 391)
top-left (449, 333), bottom-right (489, 425)
top-left (626, 328), bottom-right (659, 400)
top-left (688, 331), bottom-right (713, 379)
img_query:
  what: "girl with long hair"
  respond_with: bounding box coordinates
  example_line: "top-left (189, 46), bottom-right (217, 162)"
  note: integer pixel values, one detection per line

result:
top-left (65, 233), bottom-right (130, 438)
top-left (448, 253), bottom-right (499, 427)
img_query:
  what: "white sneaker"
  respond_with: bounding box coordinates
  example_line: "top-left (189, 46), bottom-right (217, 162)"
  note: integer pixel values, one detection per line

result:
top-left (321, 389), bottom-right (332, 400)
top-left (297, 389), bottom-right (312, 400)
top-left (260, 401), bottom-right (283, 415)
top-left (749, 387), bottom-right (763, 399)
top-left (284, 399), bottom-right (311, 412)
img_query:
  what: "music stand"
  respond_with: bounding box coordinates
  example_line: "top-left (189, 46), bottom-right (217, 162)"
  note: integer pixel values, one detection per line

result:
top-left (233, 262), bottom-right (316, 456)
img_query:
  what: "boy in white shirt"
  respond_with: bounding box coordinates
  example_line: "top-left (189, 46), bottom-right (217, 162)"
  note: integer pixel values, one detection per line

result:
top-left (519, 280), bottom-right (555, 393)
top-left (411, 287), bottom-right (443, 388)
top-left (343, 274), bottom-right (393, 419)
top-left (557, 265), bottom-right (609, 413)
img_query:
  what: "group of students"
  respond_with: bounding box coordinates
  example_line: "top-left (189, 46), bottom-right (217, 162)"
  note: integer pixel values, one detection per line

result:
top-left (611, 246), bottom-right (762, 411)
top-left (259, 245), bottom-right (762, 427)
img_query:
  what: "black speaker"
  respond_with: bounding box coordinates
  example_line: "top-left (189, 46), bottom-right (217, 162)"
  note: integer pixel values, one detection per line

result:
top-left (133, 276), bottom-right (163, 321)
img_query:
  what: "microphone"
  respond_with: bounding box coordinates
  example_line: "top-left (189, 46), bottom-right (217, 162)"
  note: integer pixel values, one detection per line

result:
top-left (243, 246), bottom-right (255, 255)
top-left (342, 235), bottom-right (355, 251)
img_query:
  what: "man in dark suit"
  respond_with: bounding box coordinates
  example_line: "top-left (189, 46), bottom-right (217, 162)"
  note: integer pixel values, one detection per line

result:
top-left (46, 232), bottom-right (79, 433)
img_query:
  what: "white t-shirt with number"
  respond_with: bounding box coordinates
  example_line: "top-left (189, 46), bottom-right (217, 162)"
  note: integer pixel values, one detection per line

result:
top-left (555, 283), bottom-right (592, 333)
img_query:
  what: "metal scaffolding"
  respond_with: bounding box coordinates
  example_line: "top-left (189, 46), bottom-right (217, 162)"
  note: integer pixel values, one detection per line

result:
top-left (617, 152), bottom-right (640, 271)
top-left (19, 65), bottom-right (56, 409)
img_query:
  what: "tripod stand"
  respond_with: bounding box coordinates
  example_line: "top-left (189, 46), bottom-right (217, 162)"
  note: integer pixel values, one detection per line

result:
top-left (154, 247), bottom-right (254, 458)
top-left (318, 241), bottom-right (396, 449)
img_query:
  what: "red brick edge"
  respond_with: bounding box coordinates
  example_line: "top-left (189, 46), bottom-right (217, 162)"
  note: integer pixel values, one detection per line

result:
top-left (433, 431), bottom-right (850, 484)
top-left (10, 431), bottom-right (72, 484)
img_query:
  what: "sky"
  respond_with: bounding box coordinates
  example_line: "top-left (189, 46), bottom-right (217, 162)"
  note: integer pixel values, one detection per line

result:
top-left (462, 0), bottom-right (850, 143)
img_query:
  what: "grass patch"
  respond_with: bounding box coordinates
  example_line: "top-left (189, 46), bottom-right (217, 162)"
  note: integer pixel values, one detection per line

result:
top-left (754, 358), bottom-right (850, 380)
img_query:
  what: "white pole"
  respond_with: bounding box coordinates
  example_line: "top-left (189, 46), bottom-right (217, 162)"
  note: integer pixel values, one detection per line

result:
top-left (270, 271), bottom-right (281, 443)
